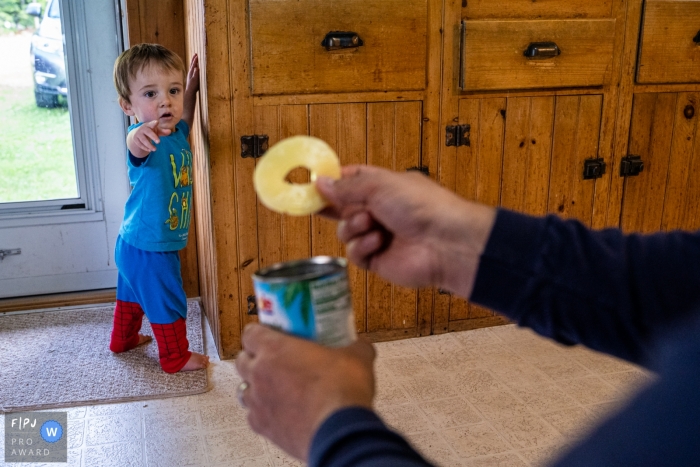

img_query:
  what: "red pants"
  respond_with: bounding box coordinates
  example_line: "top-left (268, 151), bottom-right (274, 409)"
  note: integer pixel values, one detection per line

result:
top-left (109, 300), bottom-right (191, 373)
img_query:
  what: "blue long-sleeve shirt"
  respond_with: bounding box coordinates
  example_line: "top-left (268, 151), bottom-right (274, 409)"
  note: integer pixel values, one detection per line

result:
top-left (309, 209), bottom-right (700, 467)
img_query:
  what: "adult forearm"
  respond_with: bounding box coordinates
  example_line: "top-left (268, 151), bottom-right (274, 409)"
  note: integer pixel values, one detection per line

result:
top-left (470, 209), bottom-right (700, 365)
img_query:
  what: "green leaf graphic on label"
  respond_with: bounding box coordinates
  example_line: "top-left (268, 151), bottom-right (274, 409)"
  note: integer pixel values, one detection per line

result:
top-left (269, 282), bottom-right (312, 328)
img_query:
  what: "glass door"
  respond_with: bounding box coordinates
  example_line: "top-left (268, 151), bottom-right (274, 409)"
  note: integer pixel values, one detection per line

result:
top-left (0, 0), bottom-right (130, 298)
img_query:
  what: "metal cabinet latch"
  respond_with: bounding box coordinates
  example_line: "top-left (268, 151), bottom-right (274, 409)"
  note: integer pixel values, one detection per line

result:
top-left (247, 295), bottom-right (258, 315)
top-left (0, 249), bottom-right (21, 261)
top-left (583, 158), bottom-right (606, 180)
top-left (446, 125), bottom-right (471, 147)
top-left (620, 155), bottom-right (644, 177)
top-left (241, 135), bottom-right (269, 159)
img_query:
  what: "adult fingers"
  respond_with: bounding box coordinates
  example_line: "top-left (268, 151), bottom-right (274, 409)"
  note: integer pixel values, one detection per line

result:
top-left (346, 231), bottom-right (386, 268)
top-left (337, 211), bottom-right (374, 243)
top-left (240, 322), bottom-right (270, 357)
top-left (234, 347), bottom-right (254, 383)
top-left (343, 337), bottom-right (376, 365)
top-left (316, 165), bottom-right (388, 209)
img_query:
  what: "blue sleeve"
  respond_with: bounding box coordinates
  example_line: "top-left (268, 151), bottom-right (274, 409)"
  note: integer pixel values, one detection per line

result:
top-left (177, 119), bottom-right (190, 139)
top-left (549, 325), bottom-right (700, 467)
top-left (126, 121), bottom-right (148, 167)
top-left (309, 408), bottom-right (434, 467)
top-left (470, 209), bottom-right (700, 367)
top-left (129, 152), bottom-right (147, 167)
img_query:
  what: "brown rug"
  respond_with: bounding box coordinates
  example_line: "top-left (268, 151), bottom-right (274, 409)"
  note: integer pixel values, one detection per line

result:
top-left (0, 301), bottom-right (209, 413)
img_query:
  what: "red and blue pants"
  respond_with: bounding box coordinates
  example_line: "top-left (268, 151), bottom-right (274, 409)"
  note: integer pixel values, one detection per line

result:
top-left (110, 236), bottom-right (191, 373)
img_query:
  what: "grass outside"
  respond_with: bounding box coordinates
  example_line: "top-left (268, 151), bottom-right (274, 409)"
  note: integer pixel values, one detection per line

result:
top-left (0, 85), bottom-right (76, 203)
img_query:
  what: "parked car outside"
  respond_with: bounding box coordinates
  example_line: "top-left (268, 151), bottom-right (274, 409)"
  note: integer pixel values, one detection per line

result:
top-left (26, 0), bottom-right (66, 108)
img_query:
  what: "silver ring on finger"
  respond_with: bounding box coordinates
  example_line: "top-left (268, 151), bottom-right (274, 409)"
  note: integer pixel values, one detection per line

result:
top-left (236, 381), bottom-right (250, 408)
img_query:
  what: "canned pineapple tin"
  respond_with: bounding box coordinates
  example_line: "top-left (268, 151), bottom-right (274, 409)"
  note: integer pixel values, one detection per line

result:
top-left (252, 256), bottom-right (357, 347)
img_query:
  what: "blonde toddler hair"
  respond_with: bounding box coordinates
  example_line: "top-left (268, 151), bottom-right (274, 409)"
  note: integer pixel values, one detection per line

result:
top-left (113, 43), bottom-right (186, 105)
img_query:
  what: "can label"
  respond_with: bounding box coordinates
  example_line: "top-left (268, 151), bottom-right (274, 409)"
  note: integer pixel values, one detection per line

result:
top-left (253, 260), bottom-right (356, 347)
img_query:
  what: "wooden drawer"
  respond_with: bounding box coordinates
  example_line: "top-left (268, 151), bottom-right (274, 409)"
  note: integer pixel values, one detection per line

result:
top-left (463, 0), bottom-right (613, 20)
top-left (460, 19), bottom-right (615, 91)
top-left (249, 0), bottom-right (427, 96)
top-left (637, 0), bottom-right (700, 84)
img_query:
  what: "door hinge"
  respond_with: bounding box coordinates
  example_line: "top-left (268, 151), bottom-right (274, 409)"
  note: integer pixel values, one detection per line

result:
top-left (407, 166), bottom-right (430, 176)
top-left (241, 135), bottom-right (269, 159)
top-left (247, 295), bottom-right (258, 315)
top-left (620, 155), bottom-right (644, 177)
top-left (0, 248), bottom-right (21, 261)
top-left (446, 124), bottom-right (470, 147)
top-left (583, 158), bottom-right (606, 180)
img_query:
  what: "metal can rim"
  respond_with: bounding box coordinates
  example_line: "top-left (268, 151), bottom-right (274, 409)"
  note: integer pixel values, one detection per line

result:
top-left (253, 256), bottom-right (348, 283)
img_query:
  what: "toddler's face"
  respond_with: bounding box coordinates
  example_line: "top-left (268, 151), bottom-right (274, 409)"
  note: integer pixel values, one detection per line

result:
top-left (120, 63), bottom-right (184, 132)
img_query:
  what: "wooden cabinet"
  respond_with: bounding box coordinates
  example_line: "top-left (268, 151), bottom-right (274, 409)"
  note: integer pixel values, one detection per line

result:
top-left (432, 0), bottom-right (626, 333)
top-left (612, 1), bottom-right (700, 235)
top-left (184, 0), bottom-right (441, 356)
top-left (179, 0), bottom-right (700, 357)
top-left (637, 0), bottom-right (700, 84)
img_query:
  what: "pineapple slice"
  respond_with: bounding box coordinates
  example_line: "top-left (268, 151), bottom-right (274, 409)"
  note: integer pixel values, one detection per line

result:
top-left (253, 136), bottom-right (341, 215)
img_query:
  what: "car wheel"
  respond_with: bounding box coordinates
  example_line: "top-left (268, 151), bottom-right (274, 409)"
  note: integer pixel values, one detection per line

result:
top-left (35, 90), bottom-right (59, 108)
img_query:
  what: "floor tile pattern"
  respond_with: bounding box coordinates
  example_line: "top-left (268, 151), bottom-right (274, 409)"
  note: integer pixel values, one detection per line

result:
top-left (1, 324), bottom-right (652, 466)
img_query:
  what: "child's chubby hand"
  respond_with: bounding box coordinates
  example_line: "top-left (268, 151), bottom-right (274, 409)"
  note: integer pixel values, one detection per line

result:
top-left (129, 120), bottom-right (172, 156)
top-left (186, 54), bottom-right (200, 95)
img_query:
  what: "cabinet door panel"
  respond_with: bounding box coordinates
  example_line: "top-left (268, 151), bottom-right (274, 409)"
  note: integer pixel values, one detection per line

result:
top-left (437, 98), bottom-right (507, 325)
top-left (439, 95), bottom-right (604, 328)
top-left (548, 95), bottom-right (602, 224)
top-left (366, 102), bottom-right (422, 332)
top-left (502, 97), bottom-right (556, 216)
top-left (280, 105), bottom-right (312, 262)
top-left (309, 103), bottom-right (369, 333)
top-left (622, 93), bottom-right (700, 233)
top-left (255, 106), bottom-right (285, 270)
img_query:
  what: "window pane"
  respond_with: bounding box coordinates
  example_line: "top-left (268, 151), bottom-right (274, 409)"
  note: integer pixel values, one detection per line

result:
top-left (0, 2), bottom-right (77, 204)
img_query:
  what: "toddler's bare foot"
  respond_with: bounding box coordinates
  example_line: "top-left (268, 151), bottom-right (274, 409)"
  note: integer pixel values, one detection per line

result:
top-left (137, 334), bottom-right (152, 346)
top-left (180, 352), bottom-right (210, 371)
top-left (110, 333), bottom-right (152, 353)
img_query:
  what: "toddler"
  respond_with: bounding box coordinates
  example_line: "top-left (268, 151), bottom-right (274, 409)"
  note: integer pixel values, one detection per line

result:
top-left (109, 43), bottom-right (208, 372)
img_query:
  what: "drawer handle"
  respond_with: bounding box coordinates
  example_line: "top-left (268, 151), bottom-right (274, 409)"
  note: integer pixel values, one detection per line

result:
top-left (524, 42), bottom-right (561, 59)
top-left (693, 30), bottom-right (700, 44)
top-left (321, 31), bottom-right (364, 50)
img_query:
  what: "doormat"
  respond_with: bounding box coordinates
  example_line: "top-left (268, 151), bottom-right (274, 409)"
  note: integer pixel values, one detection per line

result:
top-left (0, 301), bottom-right (209, 413)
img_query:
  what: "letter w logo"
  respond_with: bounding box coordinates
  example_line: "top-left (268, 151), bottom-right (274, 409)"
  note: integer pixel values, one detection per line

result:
top-left (45, 427), bottom-right (58, 437)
